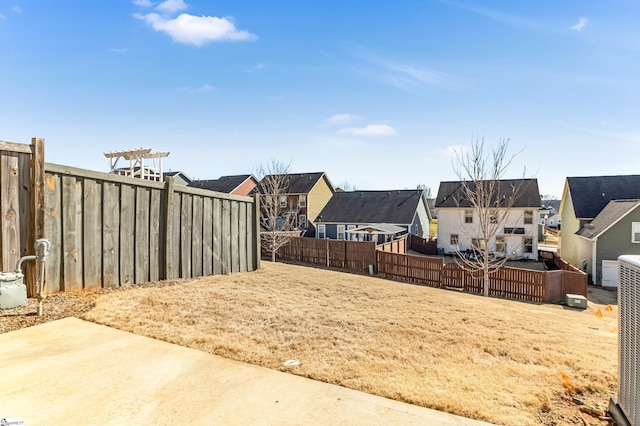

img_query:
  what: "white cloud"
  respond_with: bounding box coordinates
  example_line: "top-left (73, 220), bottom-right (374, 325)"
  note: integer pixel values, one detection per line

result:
top-left (439, 144), bottom-right (469, 158)
top-left (571, 17), bottom-right (588, 32)
top-left (156, 0), bottom-right (187, 14)
top-left (438, 0), bottom-right (545, 31)
top-left (133, 0), bottom-right (153, 6)
top-left (247, 63), bottom-right (265, 72)
top-left (134, 12), bottom-right (256, 46)
top-left (351, 48), bottom-right (460, 93)
top-left (338, 124), bottom-right (396, 136)
top-left (12, 6), bottom-right (21, 13)
top-left (178, 84), bottom-right (217, 93)
top-left (326, 113), bottom-right (361, 125)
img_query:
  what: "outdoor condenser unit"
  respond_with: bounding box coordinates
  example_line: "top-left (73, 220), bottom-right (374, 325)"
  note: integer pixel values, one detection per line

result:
top-left (612, 255), bottom-right (640, 426)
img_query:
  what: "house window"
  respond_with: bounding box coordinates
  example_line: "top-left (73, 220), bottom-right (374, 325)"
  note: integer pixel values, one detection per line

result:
top-left (524, 210), bottom-right (533, 225)
top-left (450, 234), bottom-right (459, 246)
top-left (337, 224), bottom-right (345, 240)
top-left (347, 225), bottom-right (356, 241)
top-left (471, 238), bottom-right (486, 250)
top-left (495, 235), bottom-right (505, 253)
top-left (464, 210), bottom-right (473, 224)
top-left (633, 222), bottom-right (640, 243)
top-left (317, 224), bottom-right (326, 239)
top-left (279, 196), bottom-right (287, 208)
top-left (524, 237), bottom-right (533, 253)
top-left (298, 214), bottom-right (307, 229)
top-left (299, 195), bottom-right (307, 208)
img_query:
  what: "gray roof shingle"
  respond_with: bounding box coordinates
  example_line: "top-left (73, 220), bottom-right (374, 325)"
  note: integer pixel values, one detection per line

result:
top-left (435, 179), bottom-right (540, 208)
top-left (567, 175), bottom-right (640, 219)
top-left (189, 174), bottom-right (254, 193)
top-left (576, 199), bottom-right (640, 239)
top-left (258, 172), bottom-right (333, 194)
top-left (315, 190), bottom-right (426, 224)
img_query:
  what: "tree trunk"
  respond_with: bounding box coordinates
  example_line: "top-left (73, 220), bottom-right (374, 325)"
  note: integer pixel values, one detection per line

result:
top-left (483, 263), bottom-right (490, 297)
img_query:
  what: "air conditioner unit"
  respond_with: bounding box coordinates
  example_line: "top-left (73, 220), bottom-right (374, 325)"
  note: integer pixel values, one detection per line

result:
top-left (613, 255), bottom-right (640, 426)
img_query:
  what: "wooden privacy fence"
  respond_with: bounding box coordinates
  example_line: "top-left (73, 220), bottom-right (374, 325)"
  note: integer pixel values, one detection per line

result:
top-left (377, 251), bottom-right (586, 303)
top-left (1, 138), bottom-right (260, 297)
top-left (408, 234), bottom-right (437, 255)
top-left (42, 163), bottom-right (260, 295)
top-left (278, 237), bottom-right (376, 273)
top-left (376, 235), bottom-right (407, 254)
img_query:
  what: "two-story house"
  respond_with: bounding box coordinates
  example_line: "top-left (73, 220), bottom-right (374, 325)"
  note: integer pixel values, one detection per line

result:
top-left (313, 189), bottom-right (431, 243)
top-left (435, 179), bottom-right (541, 260)
top-left (559, 174), bottom-right (640, 286)
top-left (258, 172), bottom-right (335, 236)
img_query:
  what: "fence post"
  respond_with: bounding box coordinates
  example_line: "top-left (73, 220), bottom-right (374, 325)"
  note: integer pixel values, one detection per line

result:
top-left (163, 176), bottom-right (177, 279)
top-left (326, 239), bottom-right (329, 267)
top-left (27, 137), bottom-right (45, 297)
top-left (253, 193), bottom-right (261, 270)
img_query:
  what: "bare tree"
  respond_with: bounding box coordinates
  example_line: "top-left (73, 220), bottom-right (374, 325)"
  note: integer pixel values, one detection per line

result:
top-left (255, 160), bottom-right (300, 262)
top-left (452, 138), bottom-right (534, 297)
top-left (416, 183), bottom-right (432, 199)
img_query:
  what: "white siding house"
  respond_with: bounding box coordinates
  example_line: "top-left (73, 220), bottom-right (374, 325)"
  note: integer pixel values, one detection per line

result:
top-left (435, 179), bottom-right (541, 260)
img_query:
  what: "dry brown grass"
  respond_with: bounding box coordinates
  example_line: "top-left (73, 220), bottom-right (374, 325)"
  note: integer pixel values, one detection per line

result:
top-left (84, 262), bottom-right (618, 426)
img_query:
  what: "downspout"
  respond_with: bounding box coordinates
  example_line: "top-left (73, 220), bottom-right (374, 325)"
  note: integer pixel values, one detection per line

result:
top-left (591, 237), bottom-right (597, 286)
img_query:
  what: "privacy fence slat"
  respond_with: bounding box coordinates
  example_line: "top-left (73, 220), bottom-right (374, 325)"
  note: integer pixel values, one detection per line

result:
top-left (191, 195), bottom-right (204, 279)
top-left (1, 152), bottom-right (20, 272)
top-left (102, 181), bottom-right (120, 287)
top-left (62, 175), bottom-right (83, 291)
top-left (83, 179), bottom-right (102, 289)
top-left (135, 187), bottom-right (150, 284)
top-left (149, 189), bottom-right (161, 282)
top-left (43, 173), bottom-right (62, 293)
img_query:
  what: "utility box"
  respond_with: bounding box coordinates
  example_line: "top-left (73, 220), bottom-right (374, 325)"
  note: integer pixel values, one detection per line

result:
top-left (0, 271), bottom-right (27, 310)
top-left (565, 293), bottom-right (587, 310)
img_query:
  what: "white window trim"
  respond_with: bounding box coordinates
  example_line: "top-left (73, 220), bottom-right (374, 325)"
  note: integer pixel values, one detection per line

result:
top-left (523, 236), bottom-right (533, 253)
top-left (279, 196), bottom-right (287, 208)
top-left (317, 224), bottom-right (326, 239)
top-left (299, 214), bottom-right (307, 228)
top-left (632, 222), bottom-right (640, 243)
top-left (299, 194), bottom-right (307, 208)
top-left (464, 210), bottom-right (473, 224)
top-left (337, 224), bottom-right (346, 240)
top-left (524, 210), bottom-right (533, 225)
top-left (347, 225), bottom-right (356, 241)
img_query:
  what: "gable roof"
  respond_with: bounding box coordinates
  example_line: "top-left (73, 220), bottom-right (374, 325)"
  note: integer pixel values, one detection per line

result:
top-left (259, 172), bottom-right (334, 194)
top-left (434, 179), bottom-right (540, 209)
top-left (567, 175), bottom-right (640, 219)
top-left (576, 199), bottom-right (640, 240)
top-left (189, 174), bottom-right (255, 193)
top-left (315, 190), bottom-right (426, 224)
top-left (164, 171), bottom-right (192, 184)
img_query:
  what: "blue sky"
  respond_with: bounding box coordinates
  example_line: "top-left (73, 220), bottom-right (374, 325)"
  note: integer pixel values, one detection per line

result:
top-left (1, 0), bottom-right (639, 197)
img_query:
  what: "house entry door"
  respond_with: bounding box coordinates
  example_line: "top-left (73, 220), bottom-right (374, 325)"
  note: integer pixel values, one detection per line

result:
top-left (601, 260), bottom-right (618, 288)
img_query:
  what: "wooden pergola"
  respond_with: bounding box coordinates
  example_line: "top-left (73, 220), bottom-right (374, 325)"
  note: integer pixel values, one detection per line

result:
top-left (104, 147), bottom-right (169, 182)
